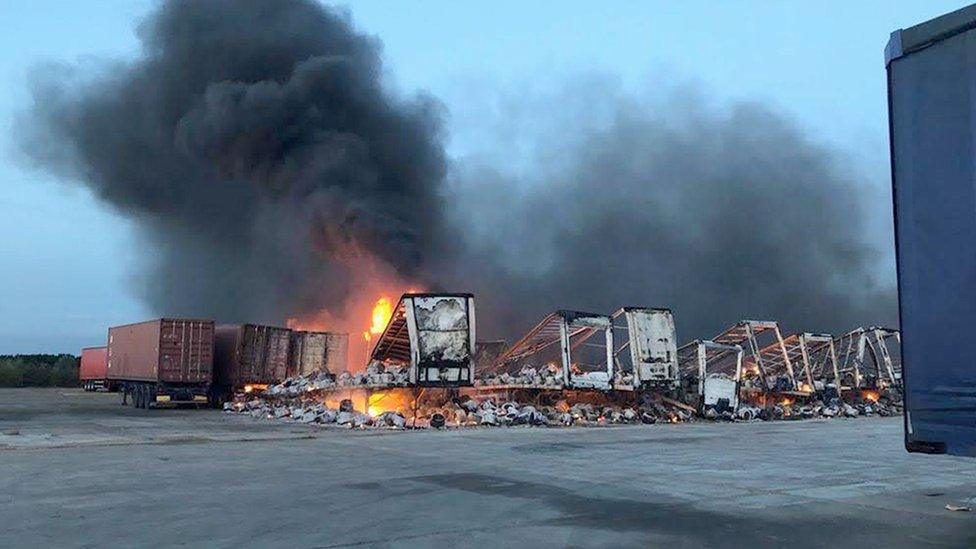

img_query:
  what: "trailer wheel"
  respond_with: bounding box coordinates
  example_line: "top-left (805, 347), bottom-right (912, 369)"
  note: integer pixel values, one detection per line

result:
top-left (136, 386), bottom-right (145, 409)
top-left (120, 387), bottom-right (128, 406)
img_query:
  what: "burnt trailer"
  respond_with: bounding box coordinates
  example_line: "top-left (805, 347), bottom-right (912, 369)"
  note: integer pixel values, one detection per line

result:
top-left (887, 4), bottom-right (976, 456)
top-left (289, 330), bottom-right (349, 377)
top-left (677, 340), bottom-right (744, 414)
top-left (369, 293), bottom-right (476, 386)
top-left (610, 307), bottom-right (679, 389)
top-left (492, 310), bottom-right (615, 391)
top-left (80, 346), bottom-right (112, 392)
top-left (213, 324), bottom-right (292, 400)
top-left (108, 318), bottom-right (214, 409)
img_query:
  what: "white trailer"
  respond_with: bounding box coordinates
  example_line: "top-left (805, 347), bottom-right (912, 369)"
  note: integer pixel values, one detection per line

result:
top-left (611, 307), bottom-right (679, 388)
top-left (678, 340), bottom-right (744, 413)
top-left (369, 293), bottom-right (476, 386)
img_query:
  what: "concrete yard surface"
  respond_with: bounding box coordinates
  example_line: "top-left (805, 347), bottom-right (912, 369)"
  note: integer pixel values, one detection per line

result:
top-left (1, 388), bottom-right (975, 548)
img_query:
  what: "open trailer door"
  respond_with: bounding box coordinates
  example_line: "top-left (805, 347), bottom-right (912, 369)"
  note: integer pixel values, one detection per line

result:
top-left (887, 4), bottom-right (976, 456)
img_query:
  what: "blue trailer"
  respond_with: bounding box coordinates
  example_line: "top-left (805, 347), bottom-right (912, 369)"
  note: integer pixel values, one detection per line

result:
top-left (886, 4), bottom-right (976, 456)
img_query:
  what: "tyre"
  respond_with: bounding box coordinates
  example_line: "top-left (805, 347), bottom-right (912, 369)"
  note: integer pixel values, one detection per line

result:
top-left (136, 387), bottom-right (145, 409)
top-left (120, 387), bottom-right (128, 406)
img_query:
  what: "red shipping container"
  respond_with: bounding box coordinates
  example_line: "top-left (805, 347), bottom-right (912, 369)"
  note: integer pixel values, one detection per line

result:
top-left (80, 346), bottom-right (108, 381)
top-left (108, 319), bottom-right (214, 383)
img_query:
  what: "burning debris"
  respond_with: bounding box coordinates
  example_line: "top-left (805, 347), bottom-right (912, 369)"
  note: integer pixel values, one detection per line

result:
top-left (226, 364), bottom-right (902, 430)
top-left (267, 362), bottom-right (411, 397)
top-left (223, 389), bottom-right (693, 429)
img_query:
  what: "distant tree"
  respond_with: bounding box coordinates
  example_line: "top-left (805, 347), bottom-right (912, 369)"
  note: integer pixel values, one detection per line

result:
top-left (0, 362), bottom-right (24, 387)
top-left (0, 355), bottom-right (79, 387)
top-left (50, 356), bottom-right (79, 386)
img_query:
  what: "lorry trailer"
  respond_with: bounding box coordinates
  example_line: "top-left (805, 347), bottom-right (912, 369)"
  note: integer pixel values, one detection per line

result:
top-left (108, 318), bottom-right (214, 409)
top-left (80, 346), bottom-right (112, 392)
top-left (886, 4), bottom-right (976, 456)
top-left (213, 323), bottom-right (292, 402)
top-left (289, 330), bottom-right (349, 377)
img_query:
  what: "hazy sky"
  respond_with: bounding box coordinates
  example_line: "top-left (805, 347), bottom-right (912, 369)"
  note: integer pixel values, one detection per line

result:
top-left (0, 0), bottom-right (969, 353)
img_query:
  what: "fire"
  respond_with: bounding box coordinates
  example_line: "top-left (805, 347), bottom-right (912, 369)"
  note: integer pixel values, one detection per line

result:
top-left (366, 390), bottom-right (411, 418)
top-left (862, 390), bottom-right (880, 403)
top-left (283, 245), bottom-right (419, 372)
top-left (779, 397), bottom-right (794, 406)
top-left (363, 297), bottom-right (394, 342)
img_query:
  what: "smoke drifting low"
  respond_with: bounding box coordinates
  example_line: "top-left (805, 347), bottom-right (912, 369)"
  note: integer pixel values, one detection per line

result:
top-left (20, 0), bottom-right (896, 344)
top-left (441, 86), bottom-right (897, 340)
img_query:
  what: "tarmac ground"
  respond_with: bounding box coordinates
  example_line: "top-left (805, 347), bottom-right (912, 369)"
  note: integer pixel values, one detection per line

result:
top-left (1, 388), bottom-right (975, 548)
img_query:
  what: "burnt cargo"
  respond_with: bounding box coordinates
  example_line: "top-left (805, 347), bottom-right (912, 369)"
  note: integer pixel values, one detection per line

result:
top-left (289, 331), bottom-right (349, 377)
top-left (214, 324), bottom-right (291, 391)
top-left (107, 319), bottom-right (214, 383)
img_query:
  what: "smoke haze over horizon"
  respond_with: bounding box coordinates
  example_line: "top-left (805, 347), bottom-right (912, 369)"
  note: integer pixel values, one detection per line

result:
top-left (17, 0), bottom-right (897, 346)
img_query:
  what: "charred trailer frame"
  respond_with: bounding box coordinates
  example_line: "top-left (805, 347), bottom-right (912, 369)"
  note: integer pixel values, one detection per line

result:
top-left (833, 327), bottom-right (902, 390)
top-left (369, 293), bottom-right (476, 386)
top-left (678, 339), bottom-right (744, 413)
top-left (610, 307), bottom-right (679, 389)
top-left (751, 332), bottom-right (838, 394)
top-left (711, 320), bottom-right (795, 392)
top-left (492, 310), bottom-right (615, 391)
top-left (800, 332), bottom-right (842, 390)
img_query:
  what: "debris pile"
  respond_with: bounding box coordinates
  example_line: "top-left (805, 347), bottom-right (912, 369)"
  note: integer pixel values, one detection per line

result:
top-left (225, 397), bottom-right (406, 429)
top-left (223, 390), bottom-right (701, 429)
top-left (229, 365), bottom-right (902, 430)
top-left (613, 370), bottom-right (636, 387)
top-left (732, 388), bottom-right (903, 421)
top-left (267, 362), bottom-right (410, 397)
top-left (475, 365), bottom-right (563, 388)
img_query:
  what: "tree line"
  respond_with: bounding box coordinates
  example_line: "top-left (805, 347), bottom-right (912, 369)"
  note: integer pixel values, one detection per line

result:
top-left (0, 354), bottom-right (79, 387)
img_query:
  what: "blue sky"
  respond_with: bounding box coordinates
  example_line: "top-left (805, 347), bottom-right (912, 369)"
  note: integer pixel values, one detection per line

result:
top-left (0, 0), bottom-right (969, 353)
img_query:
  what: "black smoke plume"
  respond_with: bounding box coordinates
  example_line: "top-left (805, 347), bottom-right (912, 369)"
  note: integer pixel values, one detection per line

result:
top-left (22, 0), bottom-right (448, 326)
top-left (20, 0), bottom-right (896, 344)
top-left (442, 84), bottom-right (897, 340)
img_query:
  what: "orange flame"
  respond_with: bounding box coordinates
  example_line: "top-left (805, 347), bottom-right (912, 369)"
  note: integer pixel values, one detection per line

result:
top-left (366, 390), bottom-right (412, 417)
top-left (363, 297), bottom-right (394, 342)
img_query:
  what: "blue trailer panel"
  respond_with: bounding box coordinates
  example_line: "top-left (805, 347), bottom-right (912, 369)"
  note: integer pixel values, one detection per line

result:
top-left (886, 4), bottom-right (976, 456)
